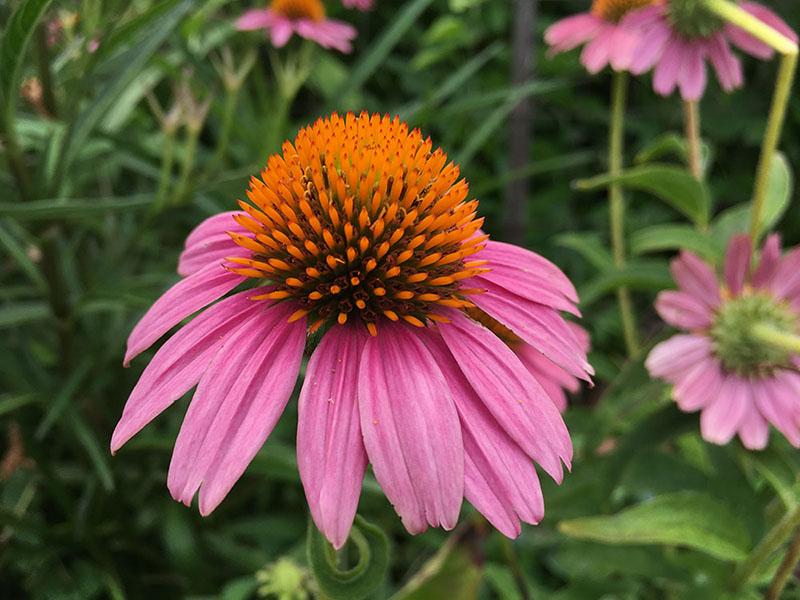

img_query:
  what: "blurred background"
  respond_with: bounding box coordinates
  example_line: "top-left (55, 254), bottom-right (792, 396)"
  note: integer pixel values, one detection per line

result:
top-left (2, 0), bottom-right (800, 597)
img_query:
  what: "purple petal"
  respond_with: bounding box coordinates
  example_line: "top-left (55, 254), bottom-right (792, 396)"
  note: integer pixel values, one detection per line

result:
top-left (671, 251), bottom-right (721, 308)
top-left (544, 13), bottom-right (604, 54)
top-left (652, 35), bottom-right (683, 97)
top-left (705, 34), bottom-right (743, 92)
top-left (672, 357), bottom-right (724, 412)
top-left (358, 323), bottom-right (463, 534)
top-left (678, 41), bottom-right (707, 101)
top-left (236, 9), bottom-right (276, 31)
top-left (724, 234), bottom-right (752, 296)
top-left (752, 233), bottom-right (782, 289)
top-left (700, 375), bottom-right (749, 445)
top-left (654, 290), bottom-right (713, 330)
top-left (298, 325), bottom-right (368, 549)
top-left (581, 25), bottom-right (615, 74)
top-left (646, 334), bottom-right (714, 382)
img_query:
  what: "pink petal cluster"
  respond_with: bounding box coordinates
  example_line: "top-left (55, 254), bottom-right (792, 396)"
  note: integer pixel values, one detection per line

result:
top-left (622, 2), bottom-right (798, 100)
top-left (237, 8), bottom-right (357, 53)
top-left (113, 213), bottom-right (592, 548)
top-left (647, 234), bottom-right (800, 450)
top-left (545, 11), bottom-right (641, 74)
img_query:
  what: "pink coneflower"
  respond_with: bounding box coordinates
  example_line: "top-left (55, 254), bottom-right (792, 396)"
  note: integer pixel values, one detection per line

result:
top-left (621, 1), bottom-right (797, 100)
top-left (544, 0), bottom-right (659, 74)
top-left (342, 0), bottom-right (373, 10)
top-left (237, 0), bottom-right (357, 53)
top-left (647, 234), bottom-right (800, 450)
top-left (112, 112), bottom-right (593, 547)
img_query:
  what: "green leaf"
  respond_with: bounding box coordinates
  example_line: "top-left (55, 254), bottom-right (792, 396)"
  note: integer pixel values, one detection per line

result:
top-left (559, 491), bottom-right (751, 562)
top-left (579, 261), bottom-right (673, 307)
top-left (0, 221), bottom-right (47, 291)
top-left (635, 132), bottom-right (712, 174)
top-left (0, 195), bottom-right (151, 221)
top-left (307, 515), bottom-right (390, 600)
top-left (575, 164), bottom-right (712, 227)
top-left (630, 224), bottom-right (720, 262)
top-left (0, 0), bottom-right (54, 126)
top-left (556, 232), bottom-right (615, 271)
top-left (0, 302), bottom-right (50, 328)
top-left (711, 152), bottom-right (793, 245)
top-left (50, 0), bottom-right (193, 194)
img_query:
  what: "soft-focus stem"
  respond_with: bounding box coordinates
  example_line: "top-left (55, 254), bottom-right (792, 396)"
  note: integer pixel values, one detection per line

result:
top-left (751, 323), bottom-right (800, 355)
top-left (174, 126), bottom-right (200, 205)
top-left (683, 101), bottom-right (702, 180)
top-left (35, 24), bottom-right (58, 118)
top-left (703, 0), bottom-right (798, 240)
top-left (609, 71), bottom-right (639, 358)
top-left (732, 503), bottom-right (800, 590)
top-left (766, 526), bottom-right (800, 600)
top-left (749, 52), bottom-right (797, 239)
top-left (154, 130), bottom-right (176, 213)
top-left (212, 87), bottom-right (239, 169)
top-left (2, 133), bottom-right (34, 202)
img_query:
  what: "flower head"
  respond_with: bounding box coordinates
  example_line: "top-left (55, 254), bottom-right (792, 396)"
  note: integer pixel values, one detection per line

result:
top-left (647, 234), bottom-right (800, 449)
top-left (621, 0), bottom-right (798, 100)
top-left (544, 0), bottom-right (659, 74)
top-left (237, 0), bottom-right (357, 53)
top-left (112, 112), bottom-right (592, 547)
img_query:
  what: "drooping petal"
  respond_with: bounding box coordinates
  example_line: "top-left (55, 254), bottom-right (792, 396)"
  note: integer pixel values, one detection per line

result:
top-left (771, 247), bottom-right (800, 301)
top-left (544, 13), bottom-right (604, 55)
top-left (609, 24), bottom-right (640, 72)
top-left (178, 234), bottom-right (250, 278)
top-left (652, 35), bottom-right (683, 96)
top-left (581, 26), bottom-right (615, 74)
top-left (724, 234), bottom-right (752, 296)
top-left (646, 334), bottom-right (714, 382)
top-left (296, 19), bottom-right (356, 53)
top-left (184, 212), bottom-right (244, 250)
top-left (671, 251), bottom-right (720, 308)
top-left (437, 311), bottom-right (572, 482)
top-left (270, 18), bottom-right (295, 47)
top-left (705, 34), bottom-right (743, 92)
top-left (752, 233), bottom-right (782, 289)
top-left (627, 19), bottom-right (672, 75)
top-left (470, 279), bottom-right (592, 381)
top-left (236, 9), bottom-right (278, 31)
top-left (754, 374), bottom-right (800, 447)
top-left (738, 388), bottom-right (769, 450)
top-left (111, 289), bottom-right (267, 452)
top-left (358, 323), bottom-right (463, 534)
top-left (516, 344), bottom-right (578, 413)
top-left (677, 41), bottom-right (707, 101)
top-left (166, 302), bottom-right (305, 514)
top-left (672, 357), bottom-right (724, 412)
top-left (125, 264), bottom-right (245, 365)
top-left (298, 325), bottom-right (368, 549)
top-left (654, 290), bottom-right (713, 330)
top-left (700, 375), bottom-right (749, 445)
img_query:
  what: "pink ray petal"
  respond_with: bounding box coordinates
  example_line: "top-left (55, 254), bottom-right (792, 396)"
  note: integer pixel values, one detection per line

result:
top-left (654, 290), bottom-right (713, 330)
top-left (754, 374), bottom-right (800, 447)
top-left (298, 325), bottom-right (368, 549)
top-left (706, 34), bottom-right (743, 92)
top-left (112, 289), bottom-right (268, 453)
top-left (724, 234), bottom-right (752, 296)
top-left (358, 322), bottom-right (464, 534)
top-left (178, 234), bottom-right (250, 278)
top-left (627, 19), bottom-right (672, 75)
top-left (700, 375), bottom-right (749, 445)
top-left (581, 26), bottom-right (615, 74)
top-left (725, 2), bottom-right (798, 60)
top-left (544, 13), bottom-right (604, 55)
top-left (678, 40), bottom-right (707, 101)
top-left (671, 251), bottom-right (721, 308)
top-left (672, 357), bottom-right (724, 412)
top-left (752, 233), bottom-right (782, 289)
top-left (236, 8), bottom-right (277, 30)
top-left (437, 311), bottom-right (572, 482)
top-left (771, 247), bottom-right (800, 300)
top-left (738, 388), bottom-right (770, 450)
top-left (646, 334), bottom-right (713, 382)
top-left (652, 35), bottom-right (683, 96)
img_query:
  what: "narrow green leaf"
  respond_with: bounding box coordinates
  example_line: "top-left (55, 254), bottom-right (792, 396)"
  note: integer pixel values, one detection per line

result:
top-left (307, 515), bottom-right (390, 600)
top-left (630, 224), bottom-right (720, 262)
top-left (67, 409), bottom-right (115, 491)
top-left (50, 0), bottom-right (193, 193)
top-left (0, 302), bottom-right (50, 328)
top-left (0, 0), bottom-right (54, 126)
top-left (556, 233), bottom-right (615, 271)
top-left (575, 164), bottom-right (712, 227)
top-left (36, 359), bottom-right (92, 440)
top-left (635, 132), bottom-right (713, 174)
top-left (559, 491), bottom-right (750, 562)
top-left (0, 394), bottom-right (38, 417)
top-left (0, 195), bottom-right (151, 221)
top-left (335, 0), bottom-right (435, 98)
top-left (0, 221), bottom-right (47, 290)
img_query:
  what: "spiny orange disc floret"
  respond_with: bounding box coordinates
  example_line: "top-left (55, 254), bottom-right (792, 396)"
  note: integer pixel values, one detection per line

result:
top-left (270, 0), bottom-right (325, 22)
top-left (591, 0), bottom-right (657, 22)
top-left (227, 112), bottom-right (490, 337)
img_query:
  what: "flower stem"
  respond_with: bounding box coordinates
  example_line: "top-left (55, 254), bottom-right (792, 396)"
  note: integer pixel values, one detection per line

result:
top-left (751, 323), bottom-right (800, 355)
top-left (174, 125), bottom-right (200, 205)
top-left (609, 71), bottom-right (639, 358)
top-left (683, 100), bottom-right (702, 180)
top-left (211, 86), bottom-right (239, 169)
top-left (702, 0), bottom-right (798, 240)
top-left (732, 503), bottom-right (800, 590)
top-left (766, 526), bottom-right (800, 600)
top-left (154, 130), bottom-right (176, 213)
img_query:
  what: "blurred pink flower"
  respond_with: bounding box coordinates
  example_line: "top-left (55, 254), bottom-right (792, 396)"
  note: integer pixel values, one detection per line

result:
top-left (647, 234), bottom-right (800, 450)
top-left (544, 0), bottom-right (658, 74)
top-left (237, 0), bottom-right (357, 53)
top-left (111, 113), bottom-right (592, 548)
top-left (342, 0), bottom-right (373, 10)
top-left (621, 1), bottom-right (797, 100)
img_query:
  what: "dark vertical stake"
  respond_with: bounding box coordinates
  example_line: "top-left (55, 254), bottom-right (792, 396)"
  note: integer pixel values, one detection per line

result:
top-left (503, 0), bottom-right (536, 245)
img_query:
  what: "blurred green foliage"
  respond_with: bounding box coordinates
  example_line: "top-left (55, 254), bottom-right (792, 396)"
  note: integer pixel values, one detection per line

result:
top-left (2, 0), bottom-right (800, 598)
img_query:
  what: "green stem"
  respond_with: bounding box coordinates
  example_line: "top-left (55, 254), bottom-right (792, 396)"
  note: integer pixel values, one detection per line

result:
top-left (609, 71), bottom-right (639, 358)
top-left (749, 52), bottom-right (797, 239)
top-left (703, 0), bottom-right (799, 240)
top-left (766, 526), bottom-right (800, 600)
top-left (732, 504), bottom-right (800, 590)
top-left (154, 130), bottom-right (176, 213)
top-left (704, 0), bottom-right (798, 55)
top-left (751, 323), bottom-right (800, 354)
top-left (211, 87), bottom-right (239, 169)
top-left (173, 126), bottom-right (200, 205)
top-left (35, 24), bottom-right (58, 118)
top-left (2, 133), bottom-right (34, 201)
top-left (683, 100), bottom-right (702, 180)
